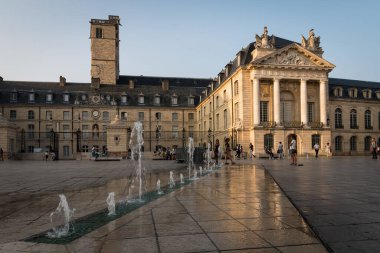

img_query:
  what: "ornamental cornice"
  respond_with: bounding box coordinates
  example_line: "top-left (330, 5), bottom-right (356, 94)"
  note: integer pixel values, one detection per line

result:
top-left (251, 69), bottom-right (328, 81)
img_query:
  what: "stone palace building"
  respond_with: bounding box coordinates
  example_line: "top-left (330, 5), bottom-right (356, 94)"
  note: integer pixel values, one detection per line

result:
top-left (0, 15), bottom-right (379, 160)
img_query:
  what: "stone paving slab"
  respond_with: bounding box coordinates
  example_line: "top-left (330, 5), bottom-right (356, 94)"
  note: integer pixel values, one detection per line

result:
top-left (0, 161), bottom-right (327, 252)
top-left (260, 156), bottom-right (380, 253)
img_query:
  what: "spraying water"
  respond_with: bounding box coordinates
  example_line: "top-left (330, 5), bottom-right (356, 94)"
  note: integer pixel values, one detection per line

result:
top-left (207, 143), bottom-right (212, 171)
top-left (156, 179), bottom-right (163, 195)
top-left (187, 137), bottom-right (195, 179)
top-left (169, 171), bottom-right (175, 188)
top-left (106, 192), bottom-right (116, 216)
top-left (180, 173), bottom-right (184, 184)
top-left (199, 166), bottom-right (203, 176)
top-left (47, 194), bottom-right (75, 238)
top-left (129, 121), bottom-right (145, 202)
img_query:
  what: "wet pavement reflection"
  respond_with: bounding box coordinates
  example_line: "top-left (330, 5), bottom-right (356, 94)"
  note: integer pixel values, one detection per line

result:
top-left (0, 163), bottom-right (327, 252)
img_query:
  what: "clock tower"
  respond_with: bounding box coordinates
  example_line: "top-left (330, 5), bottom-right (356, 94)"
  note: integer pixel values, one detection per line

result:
top-left (90, 15), bottom-right (120, 86)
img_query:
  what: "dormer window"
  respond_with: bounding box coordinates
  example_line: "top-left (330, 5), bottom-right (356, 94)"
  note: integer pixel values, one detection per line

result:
top-left (137, 94), bottom-right (144, 105)
top-left (81, 94), bottom-right (87, 101)
top-left (154, 94), bottom-right (160, 105)
top-left (121, 92), bottom-right (127, 105)
top-left (375, 91), bottom-right (380, 99)
top-left (28, 90), bottom-right (35, 103)
top-left (188, 96), bottom-right (194, 105)
top-left (106, 95), bottom-right (111, 101)
top-left (46, 91), bottom-right (53, 103)
top-left (348, 88), bottom-right (358, 98)
top-left (362, 89), bottom-right (372, 99)
top-left (334, 87), bottom-right (343, 97)
top-left (10, 89), bottom-right (17, 102)
top-left (63, 91), bottom-right (70, 103)
top-left (171, 93), bottom-right (178, 106)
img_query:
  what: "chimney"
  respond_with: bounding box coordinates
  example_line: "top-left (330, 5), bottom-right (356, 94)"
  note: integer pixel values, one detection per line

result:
top-left (162, 80), bottom-right (169, 91)
top-left (218, 70), bottom-right (225, 84)
top-left (59, 76), bottom-right (66, 87)
top-left (129, 80), bottom-right (135, 89)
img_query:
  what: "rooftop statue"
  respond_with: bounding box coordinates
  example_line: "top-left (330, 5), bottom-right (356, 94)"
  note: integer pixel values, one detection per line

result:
top-left (255, 26), bottom-right (275, 49)
top-left (301, 29), bottom-right (322, 51)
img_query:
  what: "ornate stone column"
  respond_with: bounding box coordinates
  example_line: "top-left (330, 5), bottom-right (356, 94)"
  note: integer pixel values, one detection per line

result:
top-left (320, 79), bottom-right (327, 125)
top-left (300, 79), bottom-right (308, 125)
top-left (253, 78), bottom-right (260, 125)
top-left (273, 78), bottom-right (280, 125)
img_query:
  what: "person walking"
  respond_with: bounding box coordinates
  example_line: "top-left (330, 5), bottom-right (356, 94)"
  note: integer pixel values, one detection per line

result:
top-left (289, 137), bottom-right (297, 165)
top-left (277, 142), bottom-right (284, 159)
top-left (214, 139), bottom-right (220, 165)
top-left (313, 143), bottom-right (320, 158)
top-left (371, 138), bottom-right (377, 159)
top-left (325, 142), bottom-right (331, 157)
top-left (249, 142), bottom-right (255, 159)
top-left (224, 138), bottom-right (235, 165)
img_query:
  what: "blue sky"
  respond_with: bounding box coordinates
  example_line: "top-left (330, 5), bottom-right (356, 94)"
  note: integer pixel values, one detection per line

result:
top-left (1, 0), bottom-right (379, 83)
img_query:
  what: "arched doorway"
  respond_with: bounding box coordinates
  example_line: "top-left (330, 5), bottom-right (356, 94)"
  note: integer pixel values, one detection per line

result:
top-left (287, 134), bottom-right (297, 150)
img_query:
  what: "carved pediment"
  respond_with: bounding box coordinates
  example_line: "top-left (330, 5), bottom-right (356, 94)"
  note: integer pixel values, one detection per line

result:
top-left (252, 43), bottom-right (335, 70)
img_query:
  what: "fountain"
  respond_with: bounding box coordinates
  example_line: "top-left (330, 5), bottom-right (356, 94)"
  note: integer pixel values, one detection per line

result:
top-left (180, 173), bottom-right (184, 184)
top-left (106, 192), bottom-right (116, 216)
top-left (206, 143), bottom-right (212, 171)
top-left (47, 194), bottom-right (75, 238)
top-left (128, 121), bottom-right (145, 202)
top-left (191, 168), bottom-right (198, 180)
top-left (199, 166), bottom-right (203, 176)
top-left (156, 179), bottom-right (163, 195)
top-left (169, 171), bottom-right (176, 188)
top-left (187, 137), bottom-right (195, 179)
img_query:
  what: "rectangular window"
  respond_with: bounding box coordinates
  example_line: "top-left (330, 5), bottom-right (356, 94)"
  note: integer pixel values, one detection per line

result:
top-left (171, 96), bottom-right (178, 105)
top-left (46, 93), bottom-right (53, 103)
top-left (63, 94), bottom-right (70, 103)
top-left (121, 112), bottom-right (127, 120)
top-left (46, 111), bottom-right (52, 120)
top-left (189, 126), bottom-right (194, 138)
top-left (103, 111), bottom-right (109, 121)
top-left (82, 125), bottom-right (89, 139)
top-left (216, 113), bottom-right (220, 130)
top-left (188, 113), bottom-right (194, 123)
top-left (82, 111), bottom-right (89, 120)
top-left (188, 97), bottom-right (194, 105)
top-left (154, 96), bottom-right (160, 105)
top-left (307, 102), bottom-right (314, 123)
top-left (138, 112), bottom-right (144, 121)
top-left (10, 110), bottom-right (16, 120)
top-left (10, 93), bottom-right (17, 102)
top-left (172, 113), bottom-right (178, 121)
top-left (223, 90), bottom-right (227, 102)
top-left (63, 125), bottom-right (70, 139)
top-left (27, 124), bottom-right (34, 139)
top-left (234, 81), bottom-right (239, 96)
top-left (311, 135), bottom-right (320, 148)
top-left (138, 96), bottom-right (144, 104)
top-left (155, 112), bottom-right (161, 121)
top-left (95, 27), bottom-right (103, 38)
top-left (223, 109), bottom-right (227, 129)
top-left (63, 146), bottom-right (70, 157)
top-left (46, 124), bottom-right (52, 138)
top-left (260, 101), bottom-right (268, 123)
top-left (234, 102), bottom-right (239, 121)
top-left (28, 110), bottom-right (35, 120)
top-left (172, 125), bottom-right (178, 139)
top-left (63, 111), bottom-right (70, 120)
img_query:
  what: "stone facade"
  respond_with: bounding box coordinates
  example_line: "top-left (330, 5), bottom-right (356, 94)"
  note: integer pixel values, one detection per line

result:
top-left (0, 18), bottom-right (379, 160)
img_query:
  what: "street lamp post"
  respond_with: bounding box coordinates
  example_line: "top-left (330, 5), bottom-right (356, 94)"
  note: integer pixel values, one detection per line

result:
top-left (208, 128), bottom-right (212, 149)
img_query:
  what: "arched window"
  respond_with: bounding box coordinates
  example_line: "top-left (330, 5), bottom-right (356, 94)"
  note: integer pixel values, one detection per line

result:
top-left (28, 110), bottom-right (34, 120)
top-left (335, 108), bottom-right (343, 128)
top-left (350, 136), bottom-right (357, 151)
top-left (364, 136), bottom-right (372, 151)
top-left (264, 134), bottom-right (273, 149)
top-left (311, 134), bottom-right (320, 148)
top-left (335, 136), bottom-right (342, 151)
top-left (334, 87), bottom-right (343, 97)
top-left (350, 109), bottom-right (357, 129)
top-left (365, 110), bottom-right (372, 129)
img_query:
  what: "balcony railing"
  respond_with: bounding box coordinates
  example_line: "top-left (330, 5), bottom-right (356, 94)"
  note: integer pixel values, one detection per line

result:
top-left (365, 126), bottom-right (373, 130)
top-left (335, 124), bottom-right (344, 129)
top-left (260, 121), bottom-right (276, 128)
top-left (281, 121), bottom-right (303, 128)
top-left (308, 122), bottom-right (324, 129)
top-left (350, 125), bottom-right (359, 129)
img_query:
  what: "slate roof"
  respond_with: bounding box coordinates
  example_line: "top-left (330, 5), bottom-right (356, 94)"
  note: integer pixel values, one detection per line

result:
top-left (328, 77), bottom-right (380, 101)
top-left (0, 75), bottom-right (212, 107)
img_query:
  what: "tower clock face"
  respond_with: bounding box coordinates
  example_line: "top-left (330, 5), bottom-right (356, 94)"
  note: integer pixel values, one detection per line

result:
top-left (92, 110), bottom-right (100, 119)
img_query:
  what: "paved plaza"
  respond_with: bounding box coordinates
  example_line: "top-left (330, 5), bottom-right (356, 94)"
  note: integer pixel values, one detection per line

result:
top-left (0, 156), bottom-right (379, 252)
